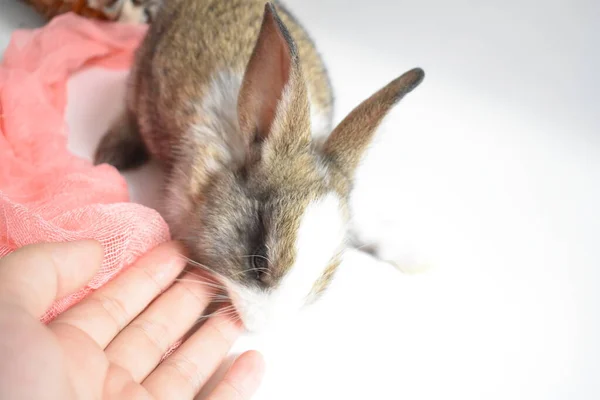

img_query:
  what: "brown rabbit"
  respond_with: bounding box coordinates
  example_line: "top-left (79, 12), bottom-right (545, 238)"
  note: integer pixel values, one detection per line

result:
top-left (94, 0), bottom-right (424, 331)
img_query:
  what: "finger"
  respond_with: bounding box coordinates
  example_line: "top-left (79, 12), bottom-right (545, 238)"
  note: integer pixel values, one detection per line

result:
top-left (206, 350), bottom-right (265, 400)
top-left (143, 315), bottom-right (242, 399)
top-left (0, 241), bottom-right (102, 317)
top-left (50, 241), bottom-right (186, 348)
top-left (105, 272), bottom-right (220, 382)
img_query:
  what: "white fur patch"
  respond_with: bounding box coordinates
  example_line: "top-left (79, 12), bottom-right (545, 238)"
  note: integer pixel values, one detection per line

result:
top-left (307, 87), bottom-right (332, 149)
top-left (230, 194), bottom-right (346, 331)
top-left (190, 70), bottom-right (246, 168)
top-left (163, 70), bottom-right (245, 233)
top-left (309, 96), bottom-right (332, 149)
top-left (310, 108), bottom-right (331, 138)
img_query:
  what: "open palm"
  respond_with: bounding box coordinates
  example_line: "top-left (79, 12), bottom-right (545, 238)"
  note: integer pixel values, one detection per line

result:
top-left (0, 240), bottom-right (263, 399)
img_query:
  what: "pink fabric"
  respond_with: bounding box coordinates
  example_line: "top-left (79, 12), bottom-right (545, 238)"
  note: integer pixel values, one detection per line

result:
top-left (0, 13), bottom-right (170, 323)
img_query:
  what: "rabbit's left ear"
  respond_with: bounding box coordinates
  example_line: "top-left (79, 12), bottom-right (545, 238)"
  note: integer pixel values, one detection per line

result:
top-left (324, 68), bottom-right (425, 176)
top-left (237, 3), bottom-right (311, 148)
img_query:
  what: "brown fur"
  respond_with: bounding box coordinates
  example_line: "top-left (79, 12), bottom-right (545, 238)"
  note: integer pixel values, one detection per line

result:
top-left (94, 1), bottom-right (424, 302)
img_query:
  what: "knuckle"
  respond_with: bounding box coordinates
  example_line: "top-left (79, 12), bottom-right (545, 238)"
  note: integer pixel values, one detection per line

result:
top-left (93, 292), bottom-right (130, 330)
top-left (128, 317), bottom-right (170, 354)
top-left (206, 320), bottom-right (236, 347)
top-left (178, 281), bottom-right (211, 308)
top-left (161, 355), bottom-right (205, 392)
top-left (131, 262), bottom-right (166, 294)
top-left (221, 379), bottom-right (245, 400)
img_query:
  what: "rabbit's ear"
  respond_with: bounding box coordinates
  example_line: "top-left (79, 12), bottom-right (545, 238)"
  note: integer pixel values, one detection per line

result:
top-left (237, 3), bottom-right (311, 148)
top-left (323, 68), bottom-right (425, 176)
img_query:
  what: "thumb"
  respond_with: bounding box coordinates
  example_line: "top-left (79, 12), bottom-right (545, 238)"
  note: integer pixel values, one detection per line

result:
top-left (0, 240), bottom-right (103, 318)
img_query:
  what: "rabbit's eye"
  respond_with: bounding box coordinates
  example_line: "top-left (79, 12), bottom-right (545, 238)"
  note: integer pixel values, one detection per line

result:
top-left (251, 254), bottom-right (268, 281)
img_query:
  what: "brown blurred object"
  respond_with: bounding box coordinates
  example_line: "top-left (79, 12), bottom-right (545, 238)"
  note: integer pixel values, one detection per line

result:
top-left (21, 0), bottom-right (110, 20)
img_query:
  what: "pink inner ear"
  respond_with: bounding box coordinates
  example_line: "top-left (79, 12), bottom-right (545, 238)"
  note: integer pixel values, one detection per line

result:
top-left (255, 30), bottom-right (291, 137)
top-left (238, 6), bottom-right (292, 141)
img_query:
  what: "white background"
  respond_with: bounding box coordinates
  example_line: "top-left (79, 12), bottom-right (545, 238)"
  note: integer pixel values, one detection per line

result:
top-left (1, 1), bottom-right (599, 399)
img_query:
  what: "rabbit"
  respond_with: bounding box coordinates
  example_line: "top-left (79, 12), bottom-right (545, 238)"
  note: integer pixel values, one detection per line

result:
top-left (94, 0), bottom-right (424, 332)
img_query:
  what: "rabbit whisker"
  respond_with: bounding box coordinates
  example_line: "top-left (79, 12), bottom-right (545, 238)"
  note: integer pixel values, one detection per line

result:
top-left (174, 277), bottom-right (227, 291)
top-left (177, 254), bottom-right (225, 277)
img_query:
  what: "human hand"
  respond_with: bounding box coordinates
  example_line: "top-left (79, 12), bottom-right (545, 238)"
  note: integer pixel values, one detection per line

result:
top-left (0, 240), bottom-right (264, 399)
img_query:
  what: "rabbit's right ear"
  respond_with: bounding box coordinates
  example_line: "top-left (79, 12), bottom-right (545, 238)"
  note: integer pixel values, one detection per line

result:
top-left (237, 3), bottom-right (311, 150)
top-left (324, 68), bottom-right (425, 177)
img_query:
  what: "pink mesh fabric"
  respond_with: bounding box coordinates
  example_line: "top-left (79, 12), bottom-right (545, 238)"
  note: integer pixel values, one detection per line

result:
top-left (0, 13), bottom-right (170, 323)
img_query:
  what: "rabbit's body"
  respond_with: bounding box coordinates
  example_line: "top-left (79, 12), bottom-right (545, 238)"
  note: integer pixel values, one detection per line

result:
top-left (96, 1), bottom-right (424, 331)
top-left (110, 0), bottom-right (334, 237)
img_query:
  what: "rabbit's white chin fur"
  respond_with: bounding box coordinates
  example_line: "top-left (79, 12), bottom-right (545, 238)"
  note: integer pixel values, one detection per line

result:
top-left (227, 193), bottom-right (347, 332)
